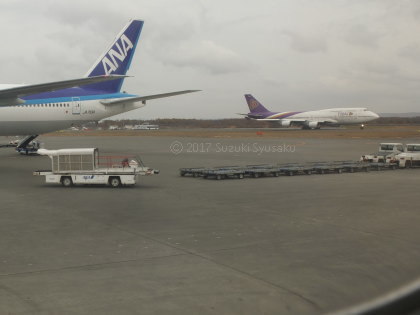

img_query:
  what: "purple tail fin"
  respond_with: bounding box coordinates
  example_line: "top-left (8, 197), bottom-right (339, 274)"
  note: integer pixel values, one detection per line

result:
top-left (245, 94), bottom-right (270, 113)
top-left (83, 19), bottom-right (144, 93)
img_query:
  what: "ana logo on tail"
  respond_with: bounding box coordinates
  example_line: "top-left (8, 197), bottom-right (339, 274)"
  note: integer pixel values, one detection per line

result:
top-left (102, 34), bottom-right (133, 75)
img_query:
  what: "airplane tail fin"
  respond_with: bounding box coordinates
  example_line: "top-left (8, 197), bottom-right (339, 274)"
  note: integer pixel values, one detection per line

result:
top-left (83, 19), bottom-right (144, 93)
top-left (244, 94), bottom-right (270, 113)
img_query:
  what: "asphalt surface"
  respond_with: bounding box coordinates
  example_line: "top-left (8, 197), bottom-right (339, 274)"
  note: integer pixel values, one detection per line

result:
top-left (1, 134), bottom-right (420, 314)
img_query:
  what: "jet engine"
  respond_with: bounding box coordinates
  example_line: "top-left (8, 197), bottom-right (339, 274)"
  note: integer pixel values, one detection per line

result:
top-left (303, 121), bottom-right (319, 129)
top-left (279, 120), bottom-right (291, 127)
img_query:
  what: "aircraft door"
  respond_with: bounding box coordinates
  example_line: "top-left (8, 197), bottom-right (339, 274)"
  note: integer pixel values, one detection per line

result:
top-left (72, 97), bottom-right (81, 115)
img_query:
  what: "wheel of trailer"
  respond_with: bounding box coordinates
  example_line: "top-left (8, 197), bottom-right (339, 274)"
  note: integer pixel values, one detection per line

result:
top-left (61, 176), bottom-right (73, 187)
top-left (238, 173), bottom-right (244, 179)
top-left (109, 177), bottom-right (121, 187)
top-left (319, 169), bottom-right (324, 174)
top-left (216, 174), bottom-right (222, 180)
top-left (273, 172), bottom-right (279, 177)
top-left (336, 169), bottom-right (342, 174)
top-left (305, 170), bottom-right (312, 175)
top-left (193, 173), bottom-right (198, 177)
top-left (288, 171), bottom-right (294, 176)
top-left (349, 168), bottom-right (354, 173)
top-left (253, 173), bottom-right (260, 178)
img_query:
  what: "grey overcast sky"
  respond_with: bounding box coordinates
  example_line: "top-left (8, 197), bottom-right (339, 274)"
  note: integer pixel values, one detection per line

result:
top-left (1, 0), bottom-right (420, 119)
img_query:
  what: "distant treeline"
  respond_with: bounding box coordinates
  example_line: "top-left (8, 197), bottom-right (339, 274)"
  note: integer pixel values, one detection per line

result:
top-left (100, 118), bottom-right (272, 129)
top-left (99, 117), bottom-right (420, 129)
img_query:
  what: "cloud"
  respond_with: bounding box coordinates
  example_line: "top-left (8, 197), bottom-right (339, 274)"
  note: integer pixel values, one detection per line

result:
top-left (281, 30), bottom-right (327, 53)
top-left (156, 40), bottom-right (248, 75)
top-left (398, 43), bottom-right (420, 61)
top-left (343, 24), bottom-right (384, 48)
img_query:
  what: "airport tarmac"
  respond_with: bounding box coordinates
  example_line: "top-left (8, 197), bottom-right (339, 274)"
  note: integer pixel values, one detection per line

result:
top-left (1, 133), bottom-right (420, 314)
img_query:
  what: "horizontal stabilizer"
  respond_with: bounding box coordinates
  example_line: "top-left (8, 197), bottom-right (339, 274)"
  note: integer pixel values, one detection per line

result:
top-left (0, 75), bottom-right (127, 106)
top-left (100, 90), bottom-right (201, 105)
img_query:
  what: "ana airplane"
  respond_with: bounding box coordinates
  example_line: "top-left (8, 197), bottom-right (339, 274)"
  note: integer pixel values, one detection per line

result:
top-left (241, 94), bottom-right (379, 129)
top-left (0, 19), bottom-right (198, 149)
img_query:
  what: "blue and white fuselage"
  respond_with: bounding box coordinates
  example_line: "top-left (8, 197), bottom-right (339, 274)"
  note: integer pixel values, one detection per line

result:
top-left (0, 19), bottom-right (198, 137)
top-left (0, 89), bottom-right (142, 135)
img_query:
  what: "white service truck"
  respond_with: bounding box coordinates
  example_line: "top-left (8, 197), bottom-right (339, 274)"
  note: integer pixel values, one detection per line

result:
top-left (360, 143), bottom-right (404, 163)
top-left (33, 148), bottom-right (159, 187)
top-left (393, 144), bottom-right (420, 168)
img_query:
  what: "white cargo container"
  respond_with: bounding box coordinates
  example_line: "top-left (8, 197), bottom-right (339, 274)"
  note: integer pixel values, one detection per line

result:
top-left (33, 148), bottom-right (158, 187)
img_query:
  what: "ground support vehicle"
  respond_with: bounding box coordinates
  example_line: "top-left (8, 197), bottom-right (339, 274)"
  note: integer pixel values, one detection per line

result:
top-left (393, 144), bottom-right (420, 168)
top-left (361, 143), bottom-right (404, 163)
top-left (34, 148), bottom-right (159, 187)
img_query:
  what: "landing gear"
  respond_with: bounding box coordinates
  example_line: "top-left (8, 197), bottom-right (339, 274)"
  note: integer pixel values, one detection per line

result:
top-left (360, 124), bottom-right (365, 130)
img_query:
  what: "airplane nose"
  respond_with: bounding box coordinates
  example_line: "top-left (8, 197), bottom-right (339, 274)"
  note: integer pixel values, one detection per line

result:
top-left (368, 111), bottom-right (379, 119)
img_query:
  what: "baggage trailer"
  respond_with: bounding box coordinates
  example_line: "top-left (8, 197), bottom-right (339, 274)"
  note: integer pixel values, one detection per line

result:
top-left (202, 168), bottom-right (245, 180)
top-left (367, 162), bottom-right (398, 171)
top-left (179, 167), bottom-right (207, 177)
top-left (33, 148), bottom-right (159, 187)
top-left (244, 167), bottom-right (282, 178)
top-left (179, 159), bottom-right (400, 181)
top-left (340, 161), bottom-right (370, 173)
top-left (277, 165), bottom-right (313, 176)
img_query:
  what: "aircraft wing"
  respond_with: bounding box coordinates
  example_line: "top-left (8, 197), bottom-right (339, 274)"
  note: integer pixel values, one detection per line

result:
top-left (255, 118), bottom-right (339, 124)
top-left (100, 90), bottom-right (201, 105)
top-left (238, 113), bottom-right (265, 119)
top-left (0, 75), bottom-right (127, 106)
top-left (254, 118), bottom-right (306, 121)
